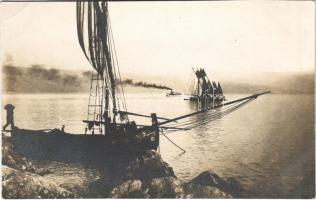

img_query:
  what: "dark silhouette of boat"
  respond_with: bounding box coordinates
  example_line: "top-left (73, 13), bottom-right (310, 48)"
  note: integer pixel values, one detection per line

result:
top-left (186, 68), bottom-right (226, 109)
top-left (10, 1), bottom-right (163, 159)
top-left (11, 127), bottom-right (158, 162)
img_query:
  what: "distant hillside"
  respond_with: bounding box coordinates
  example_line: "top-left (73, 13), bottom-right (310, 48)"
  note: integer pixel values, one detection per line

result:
top-left (2, 64), bottom-right (314, 94)
top-left (123, 71), bottom-right (315, 94)
top-left (1, 65), bottom-right (172, 94)
top-left (2, 65), bottom-right (91, 93)
top-left (221, 72), bottom-right (314, 94)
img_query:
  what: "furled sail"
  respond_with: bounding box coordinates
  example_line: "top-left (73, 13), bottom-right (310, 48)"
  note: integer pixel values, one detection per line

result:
top-left (207, 81), bottom-right (214, 94)
top-left (77, 1), bottom-right (121, 122)
top-left (217, 82), bottom-right (223, 95)
top-left (77, 1), bottom-right (110, 77)
top-left (195, 68), bottom-right (206, 79)
top-left (212, 81), bottom-right (218, 94)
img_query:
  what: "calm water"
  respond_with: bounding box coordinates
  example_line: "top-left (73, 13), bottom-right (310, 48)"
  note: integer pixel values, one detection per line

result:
top-left (2, 93), bottom-right (315, 198)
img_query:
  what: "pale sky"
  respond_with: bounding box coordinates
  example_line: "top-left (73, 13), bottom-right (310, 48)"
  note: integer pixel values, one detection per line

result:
top-left (0, 1), bottom-right (314, 77)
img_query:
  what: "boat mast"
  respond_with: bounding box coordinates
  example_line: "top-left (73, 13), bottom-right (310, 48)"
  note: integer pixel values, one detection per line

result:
top-left (101, 2), bottom-right (117, 123)
top-left (77, 1), bottom-right (119, 127)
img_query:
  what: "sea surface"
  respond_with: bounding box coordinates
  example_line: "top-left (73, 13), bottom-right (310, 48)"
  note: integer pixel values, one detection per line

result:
top-left (2, 93), bottom-right (315, 198)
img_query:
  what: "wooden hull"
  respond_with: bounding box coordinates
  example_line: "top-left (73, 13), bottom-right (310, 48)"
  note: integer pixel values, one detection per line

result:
top-left (11, 128), bottom-right (157, 163)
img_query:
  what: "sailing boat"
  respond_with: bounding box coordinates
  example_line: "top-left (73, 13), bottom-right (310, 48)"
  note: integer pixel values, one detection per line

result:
top-left (11, 1), bottom-right (163, 160)
top-left (186, 68), bottom-right (226, 109)
top-left (10, 1), bottom-right (271, 160)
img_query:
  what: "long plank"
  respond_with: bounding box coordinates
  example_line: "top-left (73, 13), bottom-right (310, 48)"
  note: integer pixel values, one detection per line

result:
top-left (158, 91), bottom-right (271, 126)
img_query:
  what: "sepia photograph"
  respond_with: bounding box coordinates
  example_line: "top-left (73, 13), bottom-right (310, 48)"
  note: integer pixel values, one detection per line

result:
top-left (0, 0), bottom-right (314, 198)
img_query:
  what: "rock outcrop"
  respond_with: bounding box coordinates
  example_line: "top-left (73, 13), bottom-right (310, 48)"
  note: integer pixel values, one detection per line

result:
top-left (2, 135), bottom-right (243, 198)
top-left (189, 171), bottom-right (243, 197)
top-left (125, 151), bottom-right (175, 180)
top-left (110, 180), bottom-right (146, 198)
top-left (148, 177), bottom-right (183, 198)
top-left (3, 136), bottom-right (35, 173)
top-left (2, 136), bottom-right (51, 176)
top-left (2, 166), bottom-right (75, 198)
top-left (107, 174), bottom-right (238, 198)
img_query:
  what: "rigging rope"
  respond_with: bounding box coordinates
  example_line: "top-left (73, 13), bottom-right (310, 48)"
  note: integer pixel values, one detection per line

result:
top-left (166, 101), bottom-right (239, 128)
top-left (161, 130), bottom-right (186, 153)
top-left (183, 99), bottom-right (254, 130)
top-left (162, 98), bottom-right (255, 133)
top-left (108, 13), bottom-right (128, 114)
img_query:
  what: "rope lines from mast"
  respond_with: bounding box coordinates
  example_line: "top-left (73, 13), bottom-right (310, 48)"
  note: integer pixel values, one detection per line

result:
top-left (138, 97), bottom-right (255, 152)
top-left (174, 99), bottom-right (254, 130)
top-left (85, 69), bottom-right (104, 134)
top-left (108, 15), bottom-right (128, 114)
top-left (172, 101), bottom-right (249, 127)
top-left (142, 97), bottom-right (254, 136)
top-left (158, 98), bottom-right (254, 136)
top-left (77, 2), bottom-right (130, 124)
top-left (161, 130), bottom-right (186, 153)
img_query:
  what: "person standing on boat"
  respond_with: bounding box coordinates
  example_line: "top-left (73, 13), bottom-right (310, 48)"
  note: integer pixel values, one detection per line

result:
top-left (3, 104), bottom-right (15, 131)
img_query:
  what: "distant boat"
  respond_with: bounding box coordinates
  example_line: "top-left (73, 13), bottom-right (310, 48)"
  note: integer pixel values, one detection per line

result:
top-left (166, 90), bottom-right (182, 97)
top-left (186, 68), bottom-right (226, 109)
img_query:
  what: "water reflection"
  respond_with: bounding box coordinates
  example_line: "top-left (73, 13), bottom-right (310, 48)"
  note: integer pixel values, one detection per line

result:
top-left (2, 93), bottom-right (315, 198)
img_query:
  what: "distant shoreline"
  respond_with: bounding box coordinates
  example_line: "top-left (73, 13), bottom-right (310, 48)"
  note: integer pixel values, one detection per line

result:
top-left (2, 64), bottom-right (314, 95)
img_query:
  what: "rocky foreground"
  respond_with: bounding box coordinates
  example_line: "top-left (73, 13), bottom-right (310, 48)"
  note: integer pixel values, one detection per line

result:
top-left (2, 135), bottom-right (243, 198)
